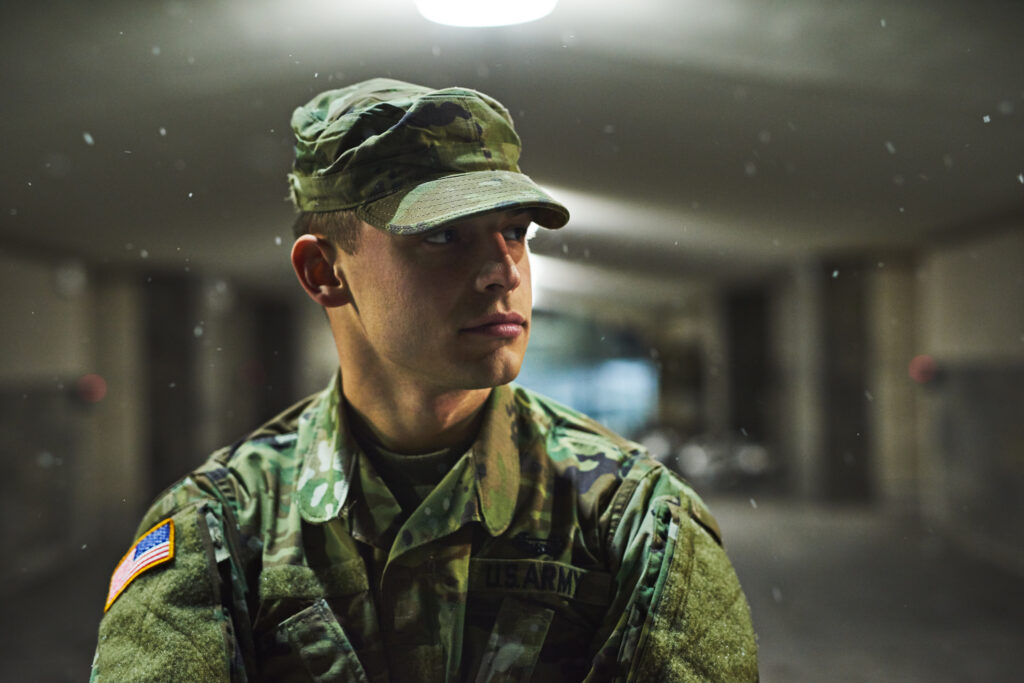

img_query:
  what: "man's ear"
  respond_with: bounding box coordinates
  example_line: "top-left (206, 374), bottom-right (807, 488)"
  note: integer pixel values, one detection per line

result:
top-left (291, 235), bottom-right (352, 307)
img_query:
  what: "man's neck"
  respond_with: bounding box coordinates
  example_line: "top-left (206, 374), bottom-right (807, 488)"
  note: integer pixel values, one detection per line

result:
top-left (339, 370), bottom-right (491, 454)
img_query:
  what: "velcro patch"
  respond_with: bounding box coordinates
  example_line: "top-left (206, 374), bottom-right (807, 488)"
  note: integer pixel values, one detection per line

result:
top-left (105, 519), bottom-right (175, 612)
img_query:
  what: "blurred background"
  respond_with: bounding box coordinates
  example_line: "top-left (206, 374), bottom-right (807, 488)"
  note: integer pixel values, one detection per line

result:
top-left (2, 0), bottom-right (1023, 680)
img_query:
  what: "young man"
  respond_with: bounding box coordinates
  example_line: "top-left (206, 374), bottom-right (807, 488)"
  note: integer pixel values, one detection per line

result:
top-left (92, 79), bottom-right (757, 681)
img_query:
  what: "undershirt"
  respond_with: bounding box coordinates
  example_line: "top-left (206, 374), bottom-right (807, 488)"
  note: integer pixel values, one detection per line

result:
top-left (345, 401), bottom-right (465, 515)
top-left (368, 442), bottom-right (462, 515)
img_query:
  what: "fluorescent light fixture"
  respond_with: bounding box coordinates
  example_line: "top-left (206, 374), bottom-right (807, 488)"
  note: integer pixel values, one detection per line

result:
top-left (415, 0), bottom-right (557, 27)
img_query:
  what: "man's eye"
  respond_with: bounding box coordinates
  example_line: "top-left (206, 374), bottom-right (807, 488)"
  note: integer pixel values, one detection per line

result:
top-left (424, 228), bottom-right (457, 245)
top-left (502, 225), bottom-right (529, 242)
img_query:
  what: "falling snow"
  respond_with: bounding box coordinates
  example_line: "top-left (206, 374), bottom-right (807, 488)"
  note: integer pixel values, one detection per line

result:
top-left (83, 132), bottom-right (95, 145)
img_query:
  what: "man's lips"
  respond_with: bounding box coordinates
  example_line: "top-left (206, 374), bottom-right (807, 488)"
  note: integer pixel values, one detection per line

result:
top-left (461, 312), bottom-right (527, 338)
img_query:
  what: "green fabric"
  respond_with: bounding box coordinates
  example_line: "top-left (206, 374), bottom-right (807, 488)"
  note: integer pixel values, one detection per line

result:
top-left (280, 599), bottom-right (370, 682)
top-left (475, 597), bottom-right (554, 682)
top-left (92, 374), bottom-right (758, 681)
top-left (92, 504), bottom-right (231, 682)
top-left (287, 78), bottom-right (569, 233)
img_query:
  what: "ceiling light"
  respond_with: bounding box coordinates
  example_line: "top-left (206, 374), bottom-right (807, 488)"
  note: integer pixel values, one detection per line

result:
top-left (415, 0), bottom-right (557, 27)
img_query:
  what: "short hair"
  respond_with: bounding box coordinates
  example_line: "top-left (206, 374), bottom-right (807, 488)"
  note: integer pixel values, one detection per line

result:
top-left (291, 209), bottom-right (362, 255)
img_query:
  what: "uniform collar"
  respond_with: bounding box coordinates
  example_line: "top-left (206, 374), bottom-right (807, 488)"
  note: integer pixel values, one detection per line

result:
top-left (295, 373), bottom-right (521, 539)
top-left (469, 383), bottom-right (520, 537)
top-left (295, 373), bottom-right (356, 523)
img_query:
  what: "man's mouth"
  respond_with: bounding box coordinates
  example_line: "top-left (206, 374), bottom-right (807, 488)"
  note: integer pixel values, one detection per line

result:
top-left (461, 312), bottom-right (527, 338)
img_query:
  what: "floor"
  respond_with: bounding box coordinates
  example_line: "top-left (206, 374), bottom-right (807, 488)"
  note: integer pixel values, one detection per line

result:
top-left (3, 497), bottom-right (1022, 681)
top-left (712, 496), bottom-right (1024, 682)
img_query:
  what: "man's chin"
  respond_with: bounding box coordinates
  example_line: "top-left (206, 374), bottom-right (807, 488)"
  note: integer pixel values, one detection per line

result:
top-left (451, 350), bottom-right (524, 390)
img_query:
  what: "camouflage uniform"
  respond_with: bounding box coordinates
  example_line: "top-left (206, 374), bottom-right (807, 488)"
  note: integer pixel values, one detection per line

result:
top-left (93, 375), bottom-right (757, 681)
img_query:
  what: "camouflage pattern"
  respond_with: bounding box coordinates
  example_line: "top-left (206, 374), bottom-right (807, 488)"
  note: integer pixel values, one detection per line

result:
top-left (92, 375), bottom-right (758, 681)
top-left (288, 79), bottom-right (570, 233)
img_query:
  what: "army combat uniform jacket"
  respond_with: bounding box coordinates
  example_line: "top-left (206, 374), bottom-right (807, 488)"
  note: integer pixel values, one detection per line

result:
top-left (93, 376), bottom-right (757, 681)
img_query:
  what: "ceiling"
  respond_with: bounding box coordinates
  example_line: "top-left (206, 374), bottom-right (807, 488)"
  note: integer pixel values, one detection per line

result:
top-left (2, 0), bottom-right (1023, 307)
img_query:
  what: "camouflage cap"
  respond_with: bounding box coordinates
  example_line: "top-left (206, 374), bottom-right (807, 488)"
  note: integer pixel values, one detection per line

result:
top-left (288, 78), bottom-right (569, 234)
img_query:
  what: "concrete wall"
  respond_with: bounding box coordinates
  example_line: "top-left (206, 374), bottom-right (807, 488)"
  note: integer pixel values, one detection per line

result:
top-left (917, 226), bottom-right (1024, 572)
top-left (771, 254), bottom-right (921, 507)
top-left (765, 225), bottom-right (1023, 573)
top-left (0, 250), bottom-right (146, 585)
top-left (0, 256), bottom-right (92, 382)
top-left (0, 247), bottom-right (317, 591)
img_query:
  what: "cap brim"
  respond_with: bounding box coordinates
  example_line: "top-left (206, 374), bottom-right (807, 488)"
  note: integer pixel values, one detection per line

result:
top-left (355, 170), bottom-right (569, 234)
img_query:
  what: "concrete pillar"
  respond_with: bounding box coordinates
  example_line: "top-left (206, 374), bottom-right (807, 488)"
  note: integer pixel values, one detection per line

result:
top-left (866, 256), bottom-right (919, 511)
top-left (194, 279), bottom-right (302, 457)
top-left (194, 277), bottom-right (259, 455)
top-left (772, 260), bottom-right (826, 499)
top-left (703, 291), bottom-right (731, 437)
top-left (293, 297), bottom-right (340, 397)
top-left (78, 274), bottom-right (148, 545)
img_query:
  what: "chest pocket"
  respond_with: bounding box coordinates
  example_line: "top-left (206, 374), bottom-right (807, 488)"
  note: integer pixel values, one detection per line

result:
top-left (277, 598), bottom-right (370, 683)
top-left (474, 597), bottom-right (554, 682)
top-left (258, 559), bottom-right (378, 682)
top-left (467, 559), bottom-right (613, 680)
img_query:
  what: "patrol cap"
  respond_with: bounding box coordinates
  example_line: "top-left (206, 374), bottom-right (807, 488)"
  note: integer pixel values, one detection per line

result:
top-left (288, 78), bottom-right (570, 234)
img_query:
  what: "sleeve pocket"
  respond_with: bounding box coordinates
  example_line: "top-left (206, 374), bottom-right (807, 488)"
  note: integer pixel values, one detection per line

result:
top-left (279, 598), bottom-right (371, 683)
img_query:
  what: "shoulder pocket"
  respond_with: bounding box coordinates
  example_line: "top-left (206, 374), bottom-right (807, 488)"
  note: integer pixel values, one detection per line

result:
top-left (278, 598), bottom-right (370, 683)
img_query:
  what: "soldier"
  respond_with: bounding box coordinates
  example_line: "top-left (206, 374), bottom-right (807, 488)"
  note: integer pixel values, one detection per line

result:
top-left (92, 78), bottom-right (758, 681)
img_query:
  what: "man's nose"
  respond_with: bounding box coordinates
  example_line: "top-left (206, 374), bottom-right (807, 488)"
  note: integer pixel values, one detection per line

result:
top-left (475, 231), bottom-right (522, 292)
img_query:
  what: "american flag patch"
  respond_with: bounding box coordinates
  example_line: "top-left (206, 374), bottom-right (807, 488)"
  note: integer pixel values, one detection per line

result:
top-left (105, 519), bottom-right (175, 612)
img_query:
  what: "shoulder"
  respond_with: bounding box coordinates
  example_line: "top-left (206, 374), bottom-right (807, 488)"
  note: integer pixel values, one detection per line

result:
top-left (509, 385), bottom-right (716, 529)
top-left (138, 393), bottom-right (317, 532)
top-left (507, 383), bottom-right (724, 560)
top-left (511, 383), bottom-right (646, 488)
